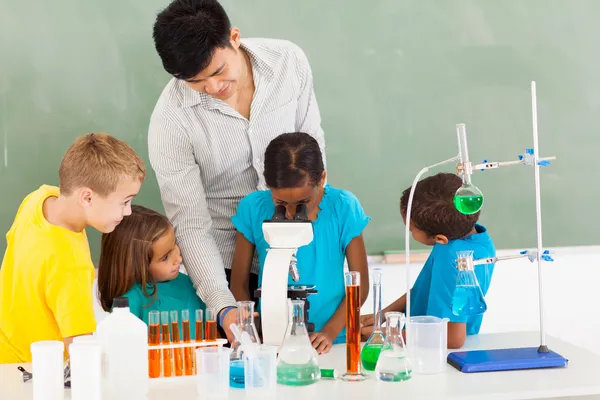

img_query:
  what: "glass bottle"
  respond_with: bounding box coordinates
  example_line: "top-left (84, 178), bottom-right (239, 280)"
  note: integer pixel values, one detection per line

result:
top-left (276, 300), bottom-right (320, 386)
top-left (375, 312), bottom-right (412, 382)
top-left (230, 301), bottom-right (261, 388)
top-left (452, 250), bottom-right (487, 316)
top-left (360, 268), bottom-right (385, 371)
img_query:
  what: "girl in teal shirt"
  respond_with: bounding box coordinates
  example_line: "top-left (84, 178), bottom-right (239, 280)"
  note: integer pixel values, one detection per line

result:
top-left (97, 205), bottom-right (206, 339)
top-left (230, 132), bottom-right (370, 355)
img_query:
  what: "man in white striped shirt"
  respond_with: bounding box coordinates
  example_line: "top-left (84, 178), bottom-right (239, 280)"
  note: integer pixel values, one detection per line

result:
top-left (148, 0), bottom-right (325, 340)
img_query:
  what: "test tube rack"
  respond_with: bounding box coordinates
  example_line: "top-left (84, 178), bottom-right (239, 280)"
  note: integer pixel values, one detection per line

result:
top-left (148, 338), bottom-right (227, 384)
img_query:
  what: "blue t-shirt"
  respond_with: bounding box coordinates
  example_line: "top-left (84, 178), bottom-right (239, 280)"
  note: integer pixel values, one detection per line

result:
top-left (410, 224), bottom-right (496, 335)
top-left (121, 273), bottom-right (206, 340)
top-left (232, 185), bottom-right (370, 344)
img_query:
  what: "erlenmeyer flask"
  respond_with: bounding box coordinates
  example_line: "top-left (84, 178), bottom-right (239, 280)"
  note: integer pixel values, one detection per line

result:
top-left (230, 301), bottom-right (260, 388)
top-left (276, 300), bottom-right (320, 386)
top-left (452, 250), bottom-right (487, 316)
top-left (375, 312), bottom-right (412, 382)
top-left (361, 268), bottom-right (385, 371)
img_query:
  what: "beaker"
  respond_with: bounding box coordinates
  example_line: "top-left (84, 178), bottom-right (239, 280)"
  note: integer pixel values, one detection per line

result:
top-left (407, 316), bottom-right (449, 374)
top-left (375, 312), bottom-right (411, 382)
top-left (244, 345), bottom-right (277, 396)
top-left (452, 250), bottom-right (487, 316)
top-left (341, 271), bottom-right (367, 382)
top-left (196, 347), bottom-right (232, 399)
top-left (276, 300), bottom-right (321, 386)
top-left (361, 268), bottom-right (385, 371)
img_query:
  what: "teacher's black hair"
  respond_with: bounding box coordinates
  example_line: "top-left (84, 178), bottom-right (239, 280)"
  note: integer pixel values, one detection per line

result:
top-left (153, 0), bottom-right (232, 80)
top-left (264, 133), bottom-right (324, 189)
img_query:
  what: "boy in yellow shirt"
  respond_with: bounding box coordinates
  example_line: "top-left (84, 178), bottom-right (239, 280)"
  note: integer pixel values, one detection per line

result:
top-left (0, 133), bottom-right (146, 363)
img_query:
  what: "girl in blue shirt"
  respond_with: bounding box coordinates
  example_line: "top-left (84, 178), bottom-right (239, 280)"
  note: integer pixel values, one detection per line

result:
top-left (97, 205), bottom-right (206, 339)
top-left (230, 132), bottom-right (370, 354)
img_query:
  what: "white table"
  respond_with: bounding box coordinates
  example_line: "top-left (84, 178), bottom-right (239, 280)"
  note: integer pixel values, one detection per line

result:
top-left (2, 332), bottom-right (599, 400)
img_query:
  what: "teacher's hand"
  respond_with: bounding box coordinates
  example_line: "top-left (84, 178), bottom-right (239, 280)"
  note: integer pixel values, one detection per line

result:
top-left (221, 308), bottom-right (238, 343)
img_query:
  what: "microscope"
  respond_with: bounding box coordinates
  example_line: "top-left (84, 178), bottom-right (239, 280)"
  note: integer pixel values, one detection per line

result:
top-left (254, 204), bottom-right (318, 347)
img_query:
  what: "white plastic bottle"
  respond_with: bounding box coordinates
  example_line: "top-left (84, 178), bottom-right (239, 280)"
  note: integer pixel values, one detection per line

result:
top-left (96, 297), bottom-right (148, 399)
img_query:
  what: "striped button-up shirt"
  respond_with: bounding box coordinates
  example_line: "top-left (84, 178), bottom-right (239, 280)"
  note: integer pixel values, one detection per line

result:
top-left (148, 38), bottom-right (326, 313)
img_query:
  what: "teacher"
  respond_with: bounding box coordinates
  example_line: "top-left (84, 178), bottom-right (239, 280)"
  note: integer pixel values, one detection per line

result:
top-left (148, 0), bottom-right (326, 340)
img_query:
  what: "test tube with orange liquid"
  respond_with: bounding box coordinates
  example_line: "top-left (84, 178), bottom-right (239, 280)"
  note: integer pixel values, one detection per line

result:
top-left (160, 311), bottom-right (173, 377)
top-left (340, 271), bottom-right (367, 382)
top-left (170, 310), bottom-right (184, 376)
top-left (148, 311), bottom-right (161, 378)
top-left (205, 308), bottom-right (217, 342)
top-left (181, 309), bottom-right (194, 375)
top-left (195, 309), bottom-right (204, 342)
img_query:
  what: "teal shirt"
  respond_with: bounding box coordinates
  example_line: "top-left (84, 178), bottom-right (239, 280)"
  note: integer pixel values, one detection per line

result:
top-left (232, 185), bottom-right (370, 344)
top-left (410, 224), bottom-right (496, 335)
top-left (121, 273), bottom-right (206, 340)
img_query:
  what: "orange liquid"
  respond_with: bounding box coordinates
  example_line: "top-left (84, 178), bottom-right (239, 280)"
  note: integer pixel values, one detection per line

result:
top-left (161, 323), bottom-right (172, 377)
top-left (182, 320), bottom-right (194, 375)
top-left (195, 320), bottom-right (203, 341)
top-left (171, 322), bottom-right (183, 376)
top-left (205, 320), bottom-right (217, 342)
top-left (345, 284), bottom-right (361, 374)
top-left (148, 324), bottom-right (161, 378)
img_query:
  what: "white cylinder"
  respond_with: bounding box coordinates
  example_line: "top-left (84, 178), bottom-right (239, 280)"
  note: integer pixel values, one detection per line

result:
top-left (70, 341), bottom-right (102, 400)
top-left (31, 340), bottom-right (64, 400)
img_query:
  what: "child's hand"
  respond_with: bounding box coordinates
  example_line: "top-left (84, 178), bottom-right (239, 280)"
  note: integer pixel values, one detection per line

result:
top-left (360, 314), bottom-right (375, 341)
top-left (361, 325), bottom-right (374, 341)
top-left (360, 314), bottom-right (374, 328)
top-left (309, 332), bottom-right (333, 355)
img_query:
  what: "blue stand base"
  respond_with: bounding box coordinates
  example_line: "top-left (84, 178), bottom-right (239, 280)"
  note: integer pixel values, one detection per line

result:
top-left (447, 347), bottom-right (568, 373)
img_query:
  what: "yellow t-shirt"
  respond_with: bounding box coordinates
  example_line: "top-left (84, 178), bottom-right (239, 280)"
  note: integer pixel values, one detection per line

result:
top-left (0, 185), bottom-right (96, 363)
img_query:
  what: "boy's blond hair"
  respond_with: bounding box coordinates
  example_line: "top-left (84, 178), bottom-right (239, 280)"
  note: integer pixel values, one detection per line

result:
top-left (59, 133), bottom-right (146, 197)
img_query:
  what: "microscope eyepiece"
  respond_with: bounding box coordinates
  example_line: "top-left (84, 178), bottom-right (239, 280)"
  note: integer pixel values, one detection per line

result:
top-left (294, 204), bottom-right (309, 221)
top-left (272, 205), bottom-right (287, 221)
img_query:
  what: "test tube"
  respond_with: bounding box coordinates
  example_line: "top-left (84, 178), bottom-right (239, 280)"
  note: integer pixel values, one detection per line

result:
top-left (161, 311), bottom-right (172, 377)
top-left (170, 310), bottom-right (184, 376)
top-left (195, 309), bottom-right (204, 342)
top-left (205, 308), bottom-right (217, 342)
top-left (340, 271), bottom-right (367, 382)
top-left (181, 309), bottom-right (194, 375)
top-left (148, 311), bottom-right (161, 378)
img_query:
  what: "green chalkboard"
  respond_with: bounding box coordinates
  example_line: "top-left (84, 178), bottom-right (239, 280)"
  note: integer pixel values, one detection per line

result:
top-left (1, 0), bottom-right (596, 264)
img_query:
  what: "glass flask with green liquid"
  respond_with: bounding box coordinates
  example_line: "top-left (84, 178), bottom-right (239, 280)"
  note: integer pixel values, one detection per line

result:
top-left (454, 123), bottom-right (484, 215)
top-left (360, 268), bottom-right (385, 371)
top-left (276, 300), bottom-right (321, 386)
top-left (454, 183), bottom-right (484, 215)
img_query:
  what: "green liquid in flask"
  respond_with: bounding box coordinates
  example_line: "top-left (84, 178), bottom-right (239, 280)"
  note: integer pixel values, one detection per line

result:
top-left (361, 344), bottom-right (383, 371)
top-left (453, 195), bottom-right (483, 215)
top-left (276, 360), bottom-right (321, 386)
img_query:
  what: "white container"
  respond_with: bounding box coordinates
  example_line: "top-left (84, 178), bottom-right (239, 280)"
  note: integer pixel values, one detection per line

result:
top-left (70, 340), bottom-right (102, 400)
top-left (196, 347), bottom-right (232, 399)
top-left (30, 340), bottom-right (64, 400)
top-left (96, 297), bottom-right (148, 398)
top-left (244, 345), bottom-right (277, 397)
top-left (407, 316), bottom-right (449, 374)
